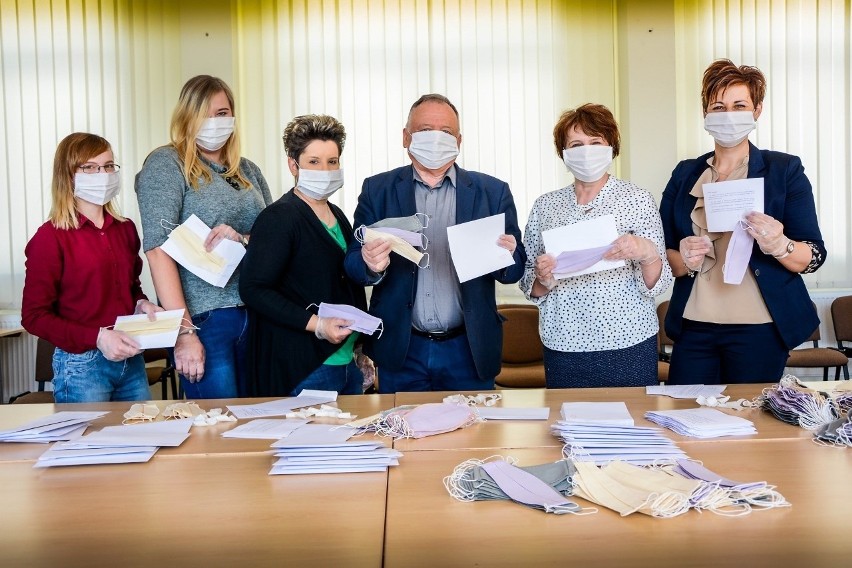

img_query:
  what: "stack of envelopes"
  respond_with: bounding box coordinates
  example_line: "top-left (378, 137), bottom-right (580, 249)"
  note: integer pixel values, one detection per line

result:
top-left (268, 424), bottom-right (401, 475)
top-left (550, 422), bottom-right (687, 465)
top-left (644, 408), bottom-right (757, 438)
top-left (0, 411), bottom-right (108, 443)
top-left (33, 418), bottom-right (193, 467)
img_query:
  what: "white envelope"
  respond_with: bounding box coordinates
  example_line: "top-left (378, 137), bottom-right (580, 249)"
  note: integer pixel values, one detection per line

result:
top-left (113, 308), bottom-right (185, 349)
top-left (161, 214), bottom-right (246, 288)
top-left (447, 213), bottom-right (514, 283)
top-left (542, 215), bottom-right (624, 279)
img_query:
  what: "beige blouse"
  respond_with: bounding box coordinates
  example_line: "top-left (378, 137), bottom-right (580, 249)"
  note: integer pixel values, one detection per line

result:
top-left (683, 155), bottom-right (772, 324)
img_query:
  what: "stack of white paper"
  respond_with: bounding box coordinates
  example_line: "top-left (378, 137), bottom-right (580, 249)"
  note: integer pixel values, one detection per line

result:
top-left (34, 418), bottom-right (193, 468)
top-left (645, 385), bottom-right (727, 399)
top-left (644, 408), bottom-right (757, 438)
top-left (550, 422), bottom-right (687, 465)
top-left (221, 418), bottom-right (310, 440)
top-left (560, 402), bottom-right (634, 426)
top-left (268, 424), bottom-right (401, 475)
top-left (0, 411), bottom-right (108, 444)
top-left (227, 390), bottom-right (338, 419)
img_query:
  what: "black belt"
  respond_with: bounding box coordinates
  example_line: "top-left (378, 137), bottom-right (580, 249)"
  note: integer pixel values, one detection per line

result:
top-left (411, 326), bottom-right (466, 341)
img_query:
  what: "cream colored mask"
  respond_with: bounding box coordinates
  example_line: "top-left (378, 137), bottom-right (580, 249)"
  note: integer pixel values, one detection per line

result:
top-left (167, 223), bottom-right (226, 274)
top-left (123, 403), bottom-right (160, 424)
top-left (355, 226), bottom-right (429, 268)
top-left (113, 316), bottom-right (184, 336)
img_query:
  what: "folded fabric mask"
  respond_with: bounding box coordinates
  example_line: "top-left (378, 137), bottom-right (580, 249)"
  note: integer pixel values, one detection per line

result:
top-left (311, 302), bottom-right (383, 337)
top-left (355, 226), bottom-right (429, 268)
top-left (479, 459), bottom-right (582, 514)
top-left (372, 403), bottom-right (478, 439)
top-left (112, 315), bottom-right (184, 336)
top-left (696, 395), bottom-right (756, 411)
top-left (553, 244), bottom-right (614, 276)
top-left (722, 220), bottom-right (754, 285)
top-left (123, 403), bottom-right (160, 423)
top-left (164, 223), bottom-right (226, 274)
top-left (370, 212), bottom-right (429, 233)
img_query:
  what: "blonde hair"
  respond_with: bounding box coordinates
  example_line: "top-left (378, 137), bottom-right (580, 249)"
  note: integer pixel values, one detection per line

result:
top-left (169, 75), bottom-right (250, 190)
top-left (49, 133), bottom-right (125, 230)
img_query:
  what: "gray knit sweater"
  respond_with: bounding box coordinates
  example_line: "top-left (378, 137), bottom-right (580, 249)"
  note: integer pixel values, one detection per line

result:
top-left (134, 146), bottom-right (273, 316)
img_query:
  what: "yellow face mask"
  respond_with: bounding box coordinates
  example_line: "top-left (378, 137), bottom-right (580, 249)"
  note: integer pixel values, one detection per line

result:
top-left (113, 316), bottom-right (183, 336)
top-left (168, 223), bottom-right (227, 274)
top-left (357, 227), bottom-right (429, 268)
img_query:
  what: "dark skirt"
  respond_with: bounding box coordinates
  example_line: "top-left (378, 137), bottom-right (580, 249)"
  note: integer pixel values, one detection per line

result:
top-left (543, 335), bottom-right (658, 389)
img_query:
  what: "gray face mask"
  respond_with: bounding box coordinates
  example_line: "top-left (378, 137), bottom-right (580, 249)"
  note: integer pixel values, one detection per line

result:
top-left (369, 212), bottom-right (429, 232)
top-left (444, 457), bottom-right (585, 515)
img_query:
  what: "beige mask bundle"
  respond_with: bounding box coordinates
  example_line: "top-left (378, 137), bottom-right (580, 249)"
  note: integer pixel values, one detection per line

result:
top-left (163, 221), bottom-right (226, 274)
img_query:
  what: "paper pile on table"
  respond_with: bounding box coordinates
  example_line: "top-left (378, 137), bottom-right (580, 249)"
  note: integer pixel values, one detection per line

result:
top-left (34, 418), bottom-right (193, 467)
top-left (226, 390), bottom-right (338, 419)
top-left (559, 402), bottom-right (634, 426)
top-left (644, 408), bottom-right (757, 438)
top-left (269, 424), bottom-right (401, 475)
top-left (551, 422), bottom-right (686, 465)
top-left (550, 422), bottom-right (687, 465)
top-left (645, 384), bottom-right (727, 399)
top-left (0, 411), bottom-right (108, 443)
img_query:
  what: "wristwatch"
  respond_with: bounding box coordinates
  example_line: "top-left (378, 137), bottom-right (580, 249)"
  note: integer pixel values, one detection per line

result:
top-left (774, 239), bottom-right (795, 260)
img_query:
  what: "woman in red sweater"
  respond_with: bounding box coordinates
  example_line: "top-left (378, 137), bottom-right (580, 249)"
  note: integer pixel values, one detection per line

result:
top-left (22, 133), bottom-right (161, 402)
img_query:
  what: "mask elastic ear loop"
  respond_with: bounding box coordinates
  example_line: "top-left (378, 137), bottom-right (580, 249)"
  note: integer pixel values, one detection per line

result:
top-left (415, 212), bottom-right (429, 229)
top-left (179, 318), bottom-right (200, 333)
top-left (354, 225), bottom-right (367, 244)
top-left (375, 323), bottom-right (384, 339)
top-left (306, 303), bottom-right (320, 312)
top-left (418, 253), bottom-right (430, 269)
top-left (160, 219), bottom-right (180, 233)
top-left (420, 233), bottom-right (429, 250)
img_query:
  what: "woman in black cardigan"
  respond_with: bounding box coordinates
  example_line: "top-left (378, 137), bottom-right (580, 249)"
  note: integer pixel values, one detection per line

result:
top-left (240, 115), bottom-right (367, 396)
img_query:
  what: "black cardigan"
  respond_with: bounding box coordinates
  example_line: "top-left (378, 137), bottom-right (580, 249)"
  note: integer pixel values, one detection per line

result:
top-left (240, 189), bottom-right (367, 396)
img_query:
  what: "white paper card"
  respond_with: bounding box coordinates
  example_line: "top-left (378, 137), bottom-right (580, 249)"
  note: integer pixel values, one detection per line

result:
top-left (560, 402), bottom-right (634, 426)
top-left (113, 308), bottom-right (185, 349)
top-left (542, 215), bottom-right (624, 279)
top-left (702, 178), bottom-right (764, 232)
top-left (160, 214), bottom-right (246, 288)
top-left (646, 384), bottom-right (727, 399)
top-left (446, 213), bottom-right (514, 283)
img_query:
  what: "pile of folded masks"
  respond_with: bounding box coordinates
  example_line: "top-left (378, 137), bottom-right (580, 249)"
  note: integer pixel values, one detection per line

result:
top-left (759, 375), bottom-right (852, 444)
top-left (360, 402), bottom-right (480, 439)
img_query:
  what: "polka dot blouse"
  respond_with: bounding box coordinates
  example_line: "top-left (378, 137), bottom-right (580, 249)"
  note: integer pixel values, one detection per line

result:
top-left (519, 176), bottom-right (673, 352)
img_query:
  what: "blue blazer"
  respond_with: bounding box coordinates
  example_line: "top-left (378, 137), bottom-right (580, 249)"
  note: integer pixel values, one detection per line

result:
top-left (344, 165), bottom-right (526, 379)
top-left (659, 143), bottom-right (826, 349)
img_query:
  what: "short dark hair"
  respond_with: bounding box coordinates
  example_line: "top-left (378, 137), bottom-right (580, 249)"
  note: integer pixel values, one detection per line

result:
top-left (552, 103), bottom-right (621, 159)
top-left (701, 58), bottom-right (766, 110)
top-left (282, 114), bottom-right (346, 160)
top-left (407, 94), bottom-right (459, 123)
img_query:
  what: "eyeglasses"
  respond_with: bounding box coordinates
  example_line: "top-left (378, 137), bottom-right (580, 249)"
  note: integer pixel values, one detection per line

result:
top-left (77, 163), bottom-right (121, 174)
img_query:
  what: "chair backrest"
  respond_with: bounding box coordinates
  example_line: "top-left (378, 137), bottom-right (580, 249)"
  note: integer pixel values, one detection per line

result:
top-left (656, 301), bottom-right (673, 352)
top-left (497, 304), bottom-right (543, 364)
top-left (831, 295), bottom-right (852, 344)
top-left (35, 338), bottom-right (56, 384)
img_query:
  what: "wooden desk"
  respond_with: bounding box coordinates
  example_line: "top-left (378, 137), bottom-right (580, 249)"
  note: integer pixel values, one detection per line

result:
top-left (0, 394), bottom-right (395, 462)
top-left (393, 385), bottom-right (808, 451)
top-left (384, 440), bottom-right (852, 567)
top-left (0, 453), bottom-right (387, 567)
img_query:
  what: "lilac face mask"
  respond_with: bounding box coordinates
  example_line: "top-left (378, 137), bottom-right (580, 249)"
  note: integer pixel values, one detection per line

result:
top-left (403, 403), bottom-right (477, 438)
top-left (480, 459), bottom-right (581, 514)
top-left (309, 302), bottom-right (383, 337)
top-left (722, 220), bottom-right (754, 285)
top-left (553, 244), bottom-right (614, 275)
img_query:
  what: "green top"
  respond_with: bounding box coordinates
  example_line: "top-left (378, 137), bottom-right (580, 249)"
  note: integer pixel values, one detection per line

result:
top-left (323, 220), bottom-right (359, 365)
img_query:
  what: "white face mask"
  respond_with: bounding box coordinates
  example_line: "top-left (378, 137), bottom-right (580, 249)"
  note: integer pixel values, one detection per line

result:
top-left (407, 130), bottom-right (460, 169)
top-left (704, 111), bottom-right (756, 148)
top-left (196, 116), bottom-right (235, 152)
top-left (74, 172), bottom-right (121, 205)
top-left (562, 145), bottom-right (613, 183)
top-left (296, 167), bottom-right (345, 200)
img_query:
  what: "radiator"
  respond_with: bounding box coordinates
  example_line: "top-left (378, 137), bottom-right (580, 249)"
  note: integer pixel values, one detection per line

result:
top-left (0, 331), bottom-right (41, 403)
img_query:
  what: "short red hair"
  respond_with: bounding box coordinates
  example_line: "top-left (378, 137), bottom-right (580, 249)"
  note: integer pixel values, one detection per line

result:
top-left (552, 103), bottom-right (621, 159)
top-left (701, 59), bottom-right (766, 110)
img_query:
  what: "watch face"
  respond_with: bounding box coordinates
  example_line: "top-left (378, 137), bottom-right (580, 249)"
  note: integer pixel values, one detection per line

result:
top-left (787, 241), bottom-right (795, 253)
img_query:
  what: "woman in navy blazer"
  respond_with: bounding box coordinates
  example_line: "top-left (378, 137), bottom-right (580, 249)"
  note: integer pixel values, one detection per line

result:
top-left (660, 59), bottom-right (826, 384)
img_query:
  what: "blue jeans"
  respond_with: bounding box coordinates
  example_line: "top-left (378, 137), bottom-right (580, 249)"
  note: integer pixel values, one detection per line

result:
top-left (377, 333), bottom-right (493, 393)
top-left (668, 320), bottom-right (788, 384)
top-left (181, 306), bottom-right (248, 399)
top-left (290, 360), bottom-right (364, 396)
top-left (52, 348), bottom-right (149, 403)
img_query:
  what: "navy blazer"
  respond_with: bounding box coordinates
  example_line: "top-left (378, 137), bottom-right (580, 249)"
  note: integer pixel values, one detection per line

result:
top-left (659, 143), bottom-right (826, 349)
top-left (344, 164), bottom-right (526, 379)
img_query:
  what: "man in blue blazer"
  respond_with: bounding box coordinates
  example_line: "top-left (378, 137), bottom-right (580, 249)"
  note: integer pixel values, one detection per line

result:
top-left (344, 94), bottom-right (526, 393)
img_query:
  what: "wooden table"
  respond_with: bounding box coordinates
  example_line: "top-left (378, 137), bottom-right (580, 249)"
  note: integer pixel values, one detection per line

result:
top-left (384, 440), bottom-right (852, 567)
top-left (394, 385), bottom-right (808, 451)
top-left (0, 453), bottom-right (387, 567)
top-left (0, 394), bottom-right (395, 462)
